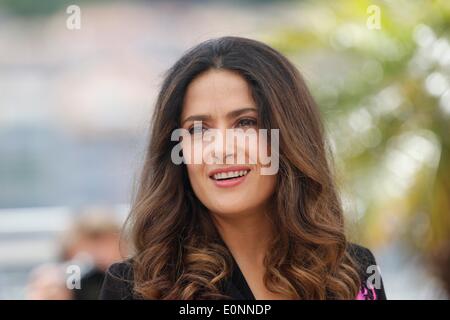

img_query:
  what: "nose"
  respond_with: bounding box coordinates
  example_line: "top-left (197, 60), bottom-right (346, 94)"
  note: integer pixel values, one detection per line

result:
top-left (215, 129), bottom-right (234, 164)
top-left (206, 126), bottom-right (235, 164)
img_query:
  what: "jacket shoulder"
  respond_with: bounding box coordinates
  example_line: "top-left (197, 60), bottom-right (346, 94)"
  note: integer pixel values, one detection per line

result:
top-left (346, 242), bottom-right (387, 300)
top-left (347, 243), bottom-right (377, 270)
top-left (99, 260), bottom-right (136, 300)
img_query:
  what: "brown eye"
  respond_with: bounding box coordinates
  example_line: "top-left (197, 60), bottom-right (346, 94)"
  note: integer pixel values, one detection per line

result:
top-left (188, 124), bottom-right (208, 135)
top-left (236, 118), bottom-right (257, 128)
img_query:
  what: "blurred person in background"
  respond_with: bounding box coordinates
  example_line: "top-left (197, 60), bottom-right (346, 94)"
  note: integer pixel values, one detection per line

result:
top-left (26, 207), bottom-right (125, 300)
top-left (432, 240), bottom-right (450, 299)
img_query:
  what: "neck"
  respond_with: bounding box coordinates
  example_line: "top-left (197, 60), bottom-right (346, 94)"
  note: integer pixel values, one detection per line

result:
top-left (211, 208), bottom-right (273, 266)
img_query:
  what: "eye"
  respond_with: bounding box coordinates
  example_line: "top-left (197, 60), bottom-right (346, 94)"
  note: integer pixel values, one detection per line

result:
top-left (236, 118), bottom-right (257, 128)
top-left (188, 124), bottom-right (208, 135)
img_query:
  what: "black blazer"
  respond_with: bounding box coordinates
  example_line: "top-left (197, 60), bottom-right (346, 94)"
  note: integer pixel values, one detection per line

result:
top-left (99, 243), bottom-right (386, 300)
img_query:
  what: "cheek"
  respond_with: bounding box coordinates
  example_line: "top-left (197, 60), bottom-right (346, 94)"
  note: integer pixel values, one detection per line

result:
top-left (246, 140), bottom-right (259, 164)
top-left (254, 170), bottom-right (277, 195)
top-left (186, 163), bottom-right (207, 195)
top-left (237, 131), bottom-right (271, 166)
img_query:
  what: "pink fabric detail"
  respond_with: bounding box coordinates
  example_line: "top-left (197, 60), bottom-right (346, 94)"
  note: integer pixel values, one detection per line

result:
top-left (356, 285), bottom-right (377, 300)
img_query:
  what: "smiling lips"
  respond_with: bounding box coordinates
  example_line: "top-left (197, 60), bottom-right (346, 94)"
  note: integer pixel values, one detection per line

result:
top-left (208, 166), bottom-right (251, 188)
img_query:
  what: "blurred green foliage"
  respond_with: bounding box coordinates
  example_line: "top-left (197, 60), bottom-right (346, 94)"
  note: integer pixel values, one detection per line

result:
top-left (266, 0), bottom-right (450, 253)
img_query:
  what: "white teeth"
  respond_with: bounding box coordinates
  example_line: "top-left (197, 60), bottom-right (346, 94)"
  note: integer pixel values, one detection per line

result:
top-left (212, 170), bottom-right (249, 180)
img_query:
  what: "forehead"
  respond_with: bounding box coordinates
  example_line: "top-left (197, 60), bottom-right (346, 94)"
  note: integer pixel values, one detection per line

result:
top-left (181, 69), bottom-right (255, 118)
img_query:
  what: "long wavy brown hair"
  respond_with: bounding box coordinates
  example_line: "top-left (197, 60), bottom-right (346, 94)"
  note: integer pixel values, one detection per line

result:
top-left (125, 36), bottom-right (361, 299)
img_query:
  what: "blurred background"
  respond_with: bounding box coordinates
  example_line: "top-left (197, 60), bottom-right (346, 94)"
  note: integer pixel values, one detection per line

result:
top-left (0, 0), bottom-right (449, 299)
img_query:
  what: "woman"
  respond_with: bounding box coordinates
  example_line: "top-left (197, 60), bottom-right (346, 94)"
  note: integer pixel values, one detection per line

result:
top-left (99, 36), bottom-right (386, 300)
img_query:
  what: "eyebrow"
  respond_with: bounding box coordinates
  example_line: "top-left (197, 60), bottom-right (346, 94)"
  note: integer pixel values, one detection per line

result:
top-left (181, 107), bottom-right (258, 126)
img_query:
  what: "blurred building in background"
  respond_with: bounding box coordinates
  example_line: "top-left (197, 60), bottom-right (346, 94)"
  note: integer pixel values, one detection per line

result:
top-left (0, 0), bottom-right (449, 299)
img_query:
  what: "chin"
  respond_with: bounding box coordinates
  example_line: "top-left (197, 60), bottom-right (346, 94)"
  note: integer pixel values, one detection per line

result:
top-left (208, 202), bottom-right (260, 218)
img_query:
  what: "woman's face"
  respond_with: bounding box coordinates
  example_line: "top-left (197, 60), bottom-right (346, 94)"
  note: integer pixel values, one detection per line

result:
top-left (180, 69), bottom-right (277, 217)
